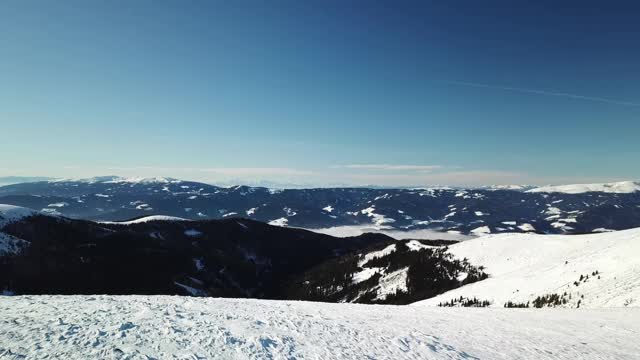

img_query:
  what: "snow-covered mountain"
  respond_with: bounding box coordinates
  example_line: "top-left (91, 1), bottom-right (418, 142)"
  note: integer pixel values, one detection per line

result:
top-left (0, 176), bottom-right (52, 186)
top-left (1, 177), bottom-right (640, 235)
top-left (416, 228), bottom-right (640, 308)
top-left (527, 180), bottom-right (640, 194)
top-left (1, 295), bottom-right (638, 359)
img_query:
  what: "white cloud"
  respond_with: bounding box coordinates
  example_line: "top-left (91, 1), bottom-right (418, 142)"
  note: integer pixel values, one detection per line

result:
top-left (333, 164), bottom-right (443, 172)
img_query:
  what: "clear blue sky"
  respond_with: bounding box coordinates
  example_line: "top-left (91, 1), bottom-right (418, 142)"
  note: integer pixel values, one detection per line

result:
top-left (1, 0), bottom-right (639, 186)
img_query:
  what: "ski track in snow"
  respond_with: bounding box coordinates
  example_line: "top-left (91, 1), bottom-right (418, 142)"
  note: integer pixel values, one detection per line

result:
top-left (0, 295), bottom-right (639, 359)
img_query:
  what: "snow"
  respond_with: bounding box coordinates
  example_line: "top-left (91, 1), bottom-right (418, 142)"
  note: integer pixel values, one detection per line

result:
top-left (352, 267), bottom-right (382, 284)
top-left (416, 228), bottom-right (640, 308)
top-left (322, 205), bottom-right (334, 213)
top-left (470, 226), bottom-right (491, 235)
top-left (487, 184), bottom-right (530, 190)
top-left (100, 215), bottom-right (189, 225)
top-left (268, 217), bottom-right (288, 227)
top-left (360, 206), bottom-right (395, 227)
top-left (173, 282), bottom-right (205, 296)
top-left (245, 207), bottom-right (257, 216)
top-left (0, 205), bottom-right (39, 228)
top-left (375, 267), bottom-right (409, 300)
top-left (184, 229), bottom-right (203, 237)
top-left (593, 228), bottom-right (616, 233)
top-left (307, 226), bottom-right (471, 241)
top-left (501, 221), bottom-right (516, 226)
top-left (222, 212), bottom-right (238, 217)
top-left (517, 223), bottom-right (536, 232)
top-left (41, 208), bottom-right (61, 214)
top-left (47, 202), bottom-right (68, 208)
top-left (405, 240), bottom-right (437, 251)
top-left (359, 244), bottom-right (396, 266)
top-left (474, 211), bottom-right (485, 216)
top-left (283, 207), bottom-right (297, 216)
top-left (528, 181), bottom-right (640, 194)
top-left (1, 295), bottom-right (638, 359)
top-left (103, 176), bottom-right (180, 184)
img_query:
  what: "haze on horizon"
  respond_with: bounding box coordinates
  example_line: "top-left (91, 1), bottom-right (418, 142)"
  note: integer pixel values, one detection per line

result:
top-left (1, 1), bottom-right (639, 187)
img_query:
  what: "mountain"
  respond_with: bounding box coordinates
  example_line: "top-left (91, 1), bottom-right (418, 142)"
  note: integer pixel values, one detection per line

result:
top-left (0, 176), bottom-right (52, 186)
top-left (3, 204), bottom-right (639, 308)
top-left (1, 177), bottom-right (640, 235)
top-left (0, 204), bottom-right (388, 297)
top-left (527, 180), bottom-right (640, 194)
top-left (0, 205), bottom-right (485, 303)
top-left (415, 228), bottom-right (640, 308)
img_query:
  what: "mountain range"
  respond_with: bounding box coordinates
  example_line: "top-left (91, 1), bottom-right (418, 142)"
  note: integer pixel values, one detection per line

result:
top-left (0, 176), bottom-right (639, 235)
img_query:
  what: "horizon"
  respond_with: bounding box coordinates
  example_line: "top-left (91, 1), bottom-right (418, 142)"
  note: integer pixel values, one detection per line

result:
top-left (2, 1), bottom-right (640, 186)
top-left (0, 174), bottom-right (638, 190)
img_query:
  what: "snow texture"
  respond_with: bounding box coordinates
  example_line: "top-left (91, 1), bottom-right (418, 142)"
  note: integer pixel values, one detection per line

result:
top-left (0, 295), bottom-right (638, 359)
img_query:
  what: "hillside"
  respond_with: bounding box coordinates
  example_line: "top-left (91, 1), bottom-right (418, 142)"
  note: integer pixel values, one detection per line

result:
top-left (416, 228), bottom-right (640, 308)
top-left (0, 205), bottom-right (390, 298)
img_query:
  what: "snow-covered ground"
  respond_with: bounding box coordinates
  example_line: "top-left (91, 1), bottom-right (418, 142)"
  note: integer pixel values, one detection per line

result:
top-left (416, 228), bottom-right (640, 308)
top-left (0, 295), bottom-right (638, 359)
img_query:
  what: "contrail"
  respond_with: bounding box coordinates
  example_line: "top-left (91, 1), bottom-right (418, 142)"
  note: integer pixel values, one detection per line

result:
top-left (445, 81), bottom-right (640, 107)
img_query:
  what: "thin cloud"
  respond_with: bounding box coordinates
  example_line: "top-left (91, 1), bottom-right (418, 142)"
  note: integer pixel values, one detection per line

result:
top-left (446, 81), bottom-right (640, 107)
top-left (333, 164), bottom-right (443, 172)
top-left (103, 166), bottom-right (313, 176)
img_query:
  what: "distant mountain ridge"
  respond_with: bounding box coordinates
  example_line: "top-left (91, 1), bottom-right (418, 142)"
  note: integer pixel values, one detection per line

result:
top-left (0, 177), bottom-right (639, 235)
top-left (527, 181), bottom-right (640, 194)
top-left (0, 176), bottom-right (53, 186)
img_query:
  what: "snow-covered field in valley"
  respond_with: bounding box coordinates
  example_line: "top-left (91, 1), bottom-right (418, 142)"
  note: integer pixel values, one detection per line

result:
top-left (0, 295), bottom-right (639, 359)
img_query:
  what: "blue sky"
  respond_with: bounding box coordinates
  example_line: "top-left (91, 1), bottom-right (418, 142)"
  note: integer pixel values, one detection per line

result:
top-left (1, 1), bottom-right (639, 186)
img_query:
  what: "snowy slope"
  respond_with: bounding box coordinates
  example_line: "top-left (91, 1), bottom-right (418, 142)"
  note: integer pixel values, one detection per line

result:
top-left (416, 228), bottom-right (640, 308)
top-left (0, 295), bottom-right (638, 359)
top-left (0, 205), bottom-right (36, 255)
top-left (528, 181), bottom-right (640, 194)
top-left (0, 204), bottom-right (38, 228)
